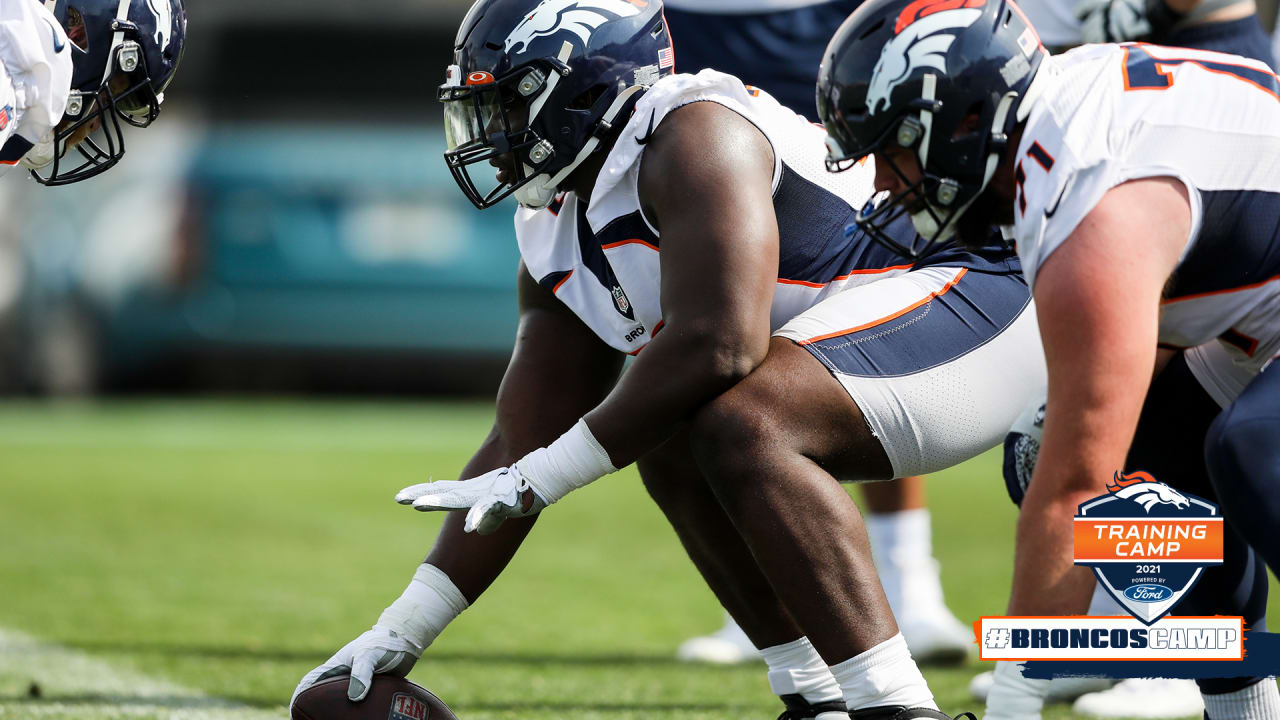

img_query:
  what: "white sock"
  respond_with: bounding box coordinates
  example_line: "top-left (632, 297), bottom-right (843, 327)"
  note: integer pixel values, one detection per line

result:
top-left (1202, 678), bottom-right (1280, 719)
top-left (866, 509), bottom-right (943, 616)
top-left (761, 637), bottom-right (843, 704)
top-left (830, 633), bottom-right (936, 711)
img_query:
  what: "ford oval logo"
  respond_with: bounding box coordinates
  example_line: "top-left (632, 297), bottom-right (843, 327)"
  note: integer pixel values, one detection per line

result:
top-left (1124, 585), bottom-right (1172, 603)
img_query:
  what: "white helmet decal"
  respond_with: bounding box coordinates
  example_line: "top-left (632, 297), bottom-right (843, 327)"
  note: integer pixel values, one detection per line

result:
top-left (145, 0), bottom-right (173, 52)
top-left (866, 7), bottom-right (983, 116)
top-left (504, 0), bottom-right (641, 56)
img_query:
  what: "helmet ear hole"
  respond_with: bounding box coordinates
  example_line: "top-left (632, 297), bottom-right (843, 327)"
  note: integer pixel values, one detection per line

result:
top-left (66, 7), bottom-right (89, 51)
top-left (950, 101), bottom-right (985, 141)
top-left (569, 84), bottom-right (608, 111)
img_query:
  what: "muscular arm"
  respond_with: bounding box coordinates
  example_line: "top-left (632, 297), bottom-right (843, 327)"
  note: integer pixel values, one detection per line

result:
top-left (1008, 177), bottom-right (1189, 615)
top-left (584, 101), bottom-right (780, 464)
top-left (425, 262), bottom-right (624, 601)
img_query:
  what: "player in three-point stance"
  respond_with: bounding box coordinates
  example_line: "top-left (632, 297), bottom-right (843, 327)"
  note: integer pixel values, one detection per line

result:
top-left (1, 0), bottom-right (185, 185)
top-left (294, 1), bottom-right (1047, 718)
top-left (818, 0), bottom-right (1280, 717)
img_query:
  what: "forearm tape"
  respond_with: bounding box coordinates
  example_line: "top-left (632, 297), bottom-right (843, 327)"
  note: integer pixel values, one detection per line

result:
top-left (518, 418), bottom-right (618, 505)
top-left (375, 564), bottom-right (469, 652)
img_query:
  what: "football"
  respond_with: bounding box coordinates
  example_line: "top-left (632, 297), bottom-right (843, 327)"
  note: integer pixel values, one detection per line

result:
top-left (290, 676), bottom-right (460, 720)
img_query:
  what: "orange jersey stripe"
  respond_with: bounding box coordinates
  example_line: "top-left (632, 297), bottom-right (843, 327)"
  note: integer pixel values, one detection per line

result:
top-left (798, 269), bottom-right (968, 345)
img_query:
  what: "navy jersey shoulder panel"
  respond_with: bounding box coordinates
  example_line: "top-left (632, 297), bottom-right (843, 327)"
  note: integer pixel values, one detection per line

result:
top-left (594, 210), bottom-right (660, 250)
top-left (1168, 189), bottom-right (1280, 299)
top-left (921, 233), bottom-right (1024, 276)
top-left (773, 163), bottom-right (1022, 282)
top-left (538, 270), bottom-right (573, 294)
top-left (576, 202), bottom-right (637, 320)
top-left (0, 135), bottom-right (33, 165)
top-left (774, 163), bottom-right (907, 282)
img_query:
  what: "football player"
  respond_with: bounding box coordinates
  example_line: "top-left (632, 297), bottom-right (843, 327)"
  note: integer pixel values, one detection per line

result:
top-left (1073, 0), bottom-right (1272, 64)
top-left (0, 0), bottom-right (185, 185)
top-left (818, 0), bottom-right (1280, 717)
top-left (662, 0), bottom-right (971, 667)
top-left (293, 1), bottom-right (1048, 718)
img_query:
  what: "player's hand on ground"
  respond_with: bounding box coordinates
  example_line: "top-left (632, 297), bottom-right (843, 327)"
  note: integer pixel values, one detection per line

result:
top-left (291, 625), bottom-right (422, 706)
top-left (396, 464), bottom-right (547, 534)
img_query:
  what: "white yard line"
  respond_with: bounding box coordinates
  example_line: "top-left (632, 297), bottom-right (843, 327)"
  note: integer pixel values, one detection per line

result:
top-left (0, 628), bottom-right (285, 720)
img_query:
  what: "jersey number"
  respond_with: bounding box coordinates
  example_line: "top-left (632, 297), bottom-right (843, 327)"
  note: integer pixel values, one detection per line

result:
top-left (1121, 44), bottom-right (1280, 99)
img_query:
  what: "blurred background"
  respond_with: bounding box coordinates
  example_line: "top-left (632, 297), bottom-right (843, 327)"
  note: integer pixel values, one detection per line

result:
top-left (2, 3), bottom-right (1280, 720)
top-left (0, 0), bottom-right (516, 397)
top-left (0, 0), bottom-right (1277, 398)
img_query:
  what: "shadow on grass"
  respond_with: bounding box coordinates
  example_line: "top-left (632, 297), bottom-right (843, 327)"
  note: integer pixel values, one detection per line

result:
top-left (63, 640), bottom-right (970, 670)
top-left (64, 641), bottom-right (723, 668)
top-left (1, 693), bottom-right (765, 714)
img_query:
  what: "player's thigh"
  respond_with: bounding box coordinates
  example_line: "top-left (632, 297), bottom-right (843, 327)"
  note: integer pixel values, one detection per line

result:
top-left (775, 265), bottom-right (1047, 479)
top-left (690, 334), bottom-right (893, 481)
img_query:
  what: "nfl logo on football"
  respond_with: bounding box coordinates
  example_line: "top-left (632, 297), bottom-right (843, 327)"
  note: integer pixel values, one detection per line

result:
top-left (389, 692), bottom-right (429, 720)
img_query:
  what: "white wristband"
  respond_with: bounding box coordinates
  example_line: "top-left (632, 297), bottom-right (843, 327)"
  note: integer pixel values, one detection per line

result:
top-left (376, 564), bottom-right (469, 653)
top-left (517, 418), bottom-right (618, 505)
top-left (984, 660), bottom-right (1049, 720)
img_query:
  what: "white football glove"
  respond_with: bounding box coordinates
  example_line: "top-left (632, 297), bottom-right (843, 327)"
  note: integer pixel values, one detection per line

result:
top-left (984, 660), bottom-right (1050, 720)
top-left (290, 624), bottom-right (421, 705)
top-left (1076, 0), bottom-right (1183, 43)
top-left (291, 564), bottom-right (468, 707)
top-left (396, 463), bottom-right (548, 535)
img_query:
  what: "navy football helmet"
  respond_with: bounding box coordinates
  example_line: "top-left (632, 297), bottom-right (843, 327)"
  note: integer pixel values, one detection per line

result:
top-left (31, 0), bottom-right (186, 185)
top-left (440, 0), bottom-right (674, 210)
top-left (817, 0), bottom-right (1046, 257)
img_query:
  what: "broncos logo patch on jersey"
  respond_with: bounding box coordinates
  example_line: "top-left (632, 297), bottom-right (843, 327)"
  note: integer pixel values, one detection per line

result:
top-left (866, 0), bottom-right (986, 116)
top-left (505, 0), bottom-right (642, 55)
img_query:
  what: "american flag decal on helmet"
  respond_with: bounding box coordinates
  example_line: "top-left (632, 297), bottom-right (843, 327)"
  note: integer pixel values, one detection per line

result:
top-left (657, 47), bottom-right (674, 69)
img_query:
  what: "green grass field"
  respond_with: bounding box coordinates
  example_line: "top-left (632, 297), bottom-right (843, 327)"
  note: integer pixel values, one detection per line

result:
top-left (0, 400), bottom-right (1273, 720)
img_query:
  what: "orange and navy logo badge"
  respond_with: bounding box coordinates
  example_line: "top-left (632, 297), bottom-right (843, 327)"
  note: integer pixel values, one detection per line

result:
top-left (1074, 470), bottom-right (1224, 625)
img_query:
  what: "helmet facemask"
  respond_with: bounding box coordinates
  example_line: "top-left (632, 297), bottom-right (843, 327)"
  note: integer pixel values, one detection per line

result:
top-left (828, 76), bottom-right (1018, 259)
top-left (440, 60), bottom-right (566, 210)
top-left (29, 14), bottom-right (167, 186)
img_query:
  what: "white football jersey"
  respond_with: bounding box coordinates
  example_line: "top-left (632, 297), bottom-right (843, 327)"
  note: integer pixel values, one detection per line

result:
top-left (1012, 44), bottom-right (1280, 373)
top-left (515, 70), bottom-right (1013, 354)
top-left (0, 0), bottom-right (73, 178)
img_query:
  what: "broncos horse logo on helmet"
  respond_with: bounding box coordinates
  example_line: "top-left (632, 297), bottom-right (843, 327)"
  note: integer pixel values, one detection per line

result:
top-left (817, 0), bottom-right (1045, 258)
top-left (440, 0), bottom-right (671, 210)
top-left (865, 1), bottom-right (986, 116)
top-left (31, 0), bottom-right (186, 185)
top-left (504, 0), bottom-right (642, 55)
top-left (1106, 470), bottom-right (1192, 513)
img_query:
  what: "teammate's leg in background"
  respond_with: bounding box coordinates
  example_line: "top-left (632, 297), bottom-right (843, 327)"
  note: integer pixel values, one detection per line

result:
top-left (862, 478), bottom-right (971, 664)
top-left (1202, 362), bottom-right (1280, 719)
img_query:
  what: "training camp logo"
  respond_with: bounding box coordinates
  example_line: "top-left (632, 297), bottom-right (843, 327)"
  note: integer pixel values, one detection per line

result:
top-left (866, 0), bottom-right (986, 116)
top-left (505, 0), bottom-right (642, 56)
top-left (145, 0), bottom-right (173, 52)
top-left (1074, 470), bottom-right (1223, 625)
top-left (978, 469), bottom-right (1241, 664)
